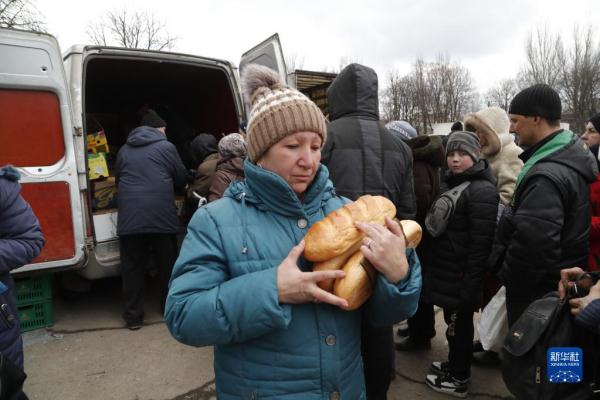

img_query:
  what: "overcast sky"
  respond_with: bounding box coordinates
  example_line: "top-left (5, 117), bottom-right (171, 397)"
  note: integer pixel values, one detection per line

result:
top-left (38, 0), bottom-right (599, 93)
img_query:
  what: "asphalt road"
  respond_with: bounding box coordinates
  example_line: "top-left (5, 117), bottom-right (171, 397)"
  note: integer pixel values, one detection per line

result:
top-left (21, 276), bottom-right (513, 399)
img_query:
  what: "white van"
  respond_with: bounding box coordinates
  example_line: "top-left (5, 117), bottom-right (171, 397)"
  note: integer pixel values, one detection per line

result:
top-left (0, 28), bottom-right (286, 280)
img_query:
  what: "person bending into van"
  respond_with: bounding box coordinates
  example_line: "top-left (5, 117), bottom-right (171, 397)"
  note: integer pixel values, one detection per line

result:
top-left (423, 132), bottom-right (498, 398)
top-left (0, 165), bottom-right (45, 399)
top-left (116, 109), bottom-right (188, 330)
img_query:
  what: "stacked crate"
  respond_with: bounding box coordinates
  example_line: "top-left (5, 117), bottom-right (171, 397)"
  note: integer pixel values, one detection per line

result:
top-left (14, 276), bottom-right (53, 332)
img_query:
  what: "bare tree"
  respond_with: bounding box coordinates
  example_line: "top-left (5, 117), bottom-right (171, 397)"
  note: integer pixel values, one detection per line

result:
top-left (381, 56), bottom-right (475, 133)
top-left (486, 79), bottom-right (518, 111)
top-left (516, 24), bottom-right (600, 132)
top-left (558, 26), bottom-right (600, 132)
top-left (381, 69), bottom-right (419, 126)
top-left (86, 8), bottom-right (176, 50)
top-left (0, 0), bottom-right (45, 31)
top-left (285, 52), bottom-right (305, 72)
top-left (520, 25), bottom-right (563, 88)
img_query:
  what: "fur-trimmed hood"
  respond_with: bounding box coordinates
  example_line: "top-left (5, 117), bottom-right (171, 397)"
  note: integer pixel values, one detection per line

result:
top-left (464, 106), bottom-right (509, 157)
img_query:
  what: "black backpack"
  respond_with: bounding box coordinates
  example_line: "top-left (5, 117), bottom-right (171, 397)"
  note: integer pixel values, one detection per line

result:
top-left (424, 181), bottom-right (470, 237)
top-left (502, 291), bottom-right (600, 399)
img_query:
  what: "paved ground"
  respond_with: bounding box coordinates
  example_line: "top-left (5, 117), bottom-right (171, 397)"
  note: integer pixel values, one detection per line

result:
top-left (21, 277), bottom-right (513, 399)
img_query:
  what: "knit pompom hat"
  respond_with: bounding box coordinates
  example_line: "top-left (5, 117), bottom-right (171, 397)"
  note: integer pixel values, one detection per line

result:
top-left (241, 64), bottom-right (327, 162)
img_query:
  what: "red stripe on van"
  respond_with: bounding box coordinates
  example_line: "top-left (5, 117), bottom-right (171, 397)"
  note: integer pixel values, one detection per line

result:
top-left (21, 182), bottom-right (76, 263)
top-left (0, 89), bottom-right (65, 167)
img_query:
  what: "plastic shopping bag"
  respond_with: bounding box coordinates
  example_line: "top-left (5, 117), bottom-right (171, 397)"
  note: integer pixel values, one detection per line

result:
top-left (477, 286), bottom-right (508, 352)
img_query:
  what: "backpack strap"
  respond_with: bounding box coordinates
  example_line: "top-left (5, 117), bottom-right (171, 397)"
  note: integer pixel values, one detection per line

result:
top-left (444, 181), bottom-right (471, 204)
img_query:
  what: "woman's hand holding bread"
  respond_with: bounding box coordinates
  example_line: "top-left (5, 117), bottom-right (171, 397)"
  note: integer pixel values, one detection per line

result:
top-left (302, 195), bottom-right (422, 310)
top-left (276, 240), bottom-right (349, 308)
top-left (356, 217), bottom-right (409, 284)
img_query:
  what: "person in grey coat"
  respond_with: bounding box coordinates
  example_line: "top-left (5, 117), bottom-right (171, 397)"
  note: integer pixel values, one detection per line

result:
top-left (115, 109), bottom-right (188, 330)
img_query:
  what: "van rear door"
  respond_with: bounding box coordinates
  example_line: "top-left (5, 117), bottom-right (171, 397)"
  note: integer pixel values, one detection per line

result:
top-left (239, 33), bottom-right (287, 116)
top-left (0, 29), bottom-right (85, 273)
top-left (240, 33), bottom-right (287, 80)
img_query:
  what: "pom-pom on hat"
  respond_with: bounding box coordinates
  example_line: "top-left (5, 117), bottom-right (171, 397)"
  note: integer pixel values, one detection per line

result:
top-left (241, 64), bottom-right (327, 162)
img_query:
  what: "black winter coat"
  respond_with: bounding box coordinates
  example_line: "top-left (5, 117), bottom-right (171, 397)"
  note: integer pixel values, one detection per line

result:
top-left (495, 132), bottom-right (598, 297)
top-left (322, 64), bottom-right (416, 219)
top-left (116, 126), bottom-right (188, 235)
top-left (422, 160), bottom-right (499, 310)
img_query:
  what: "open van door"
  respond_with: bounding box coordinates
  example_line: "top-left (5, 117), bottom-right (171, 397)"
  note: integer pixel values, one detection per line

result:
top-left (239, 33), bottom-right (287, 116)
top-left (0, 29), bottom-right (86, 274)
top-left (240, 33), bottom-right (287, 81)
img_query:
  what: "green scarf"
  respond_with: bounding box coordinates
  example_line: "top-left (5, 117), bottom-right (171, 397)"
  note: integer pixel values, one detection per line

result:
top-left (513, 130), bottom-right (573, 204)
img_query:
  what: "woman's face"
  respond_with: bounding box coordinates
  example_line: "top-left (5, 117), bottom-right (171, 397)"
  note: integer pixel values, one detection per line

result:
top-left (447, 150), bottom-right (474, 174)
top-left (257, 131), bottom-right (322, 196)
top-left (581, 122), bottom-right (600, 147)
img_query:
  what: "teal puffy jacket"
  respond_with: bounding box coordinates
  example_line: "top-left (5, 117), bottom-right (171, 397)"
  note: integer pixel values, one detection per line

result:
top-left (165, 159), bottom-right (421, 399)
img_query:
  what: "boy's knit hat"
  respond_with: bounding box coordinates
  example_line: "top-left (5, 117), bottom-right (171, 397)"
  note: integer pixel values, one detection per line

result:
top-left (241, 64), bottom-right (327, 162)
top-left (446, 131), bottom-right (481, 162)
top-left (509, 84), bottom-right (562, 120)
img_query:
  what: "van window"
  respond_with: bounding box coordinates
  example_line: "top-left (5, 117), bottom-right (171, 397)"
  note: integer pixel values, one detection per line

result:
top-left (0, 89), bottom-right (65, 166)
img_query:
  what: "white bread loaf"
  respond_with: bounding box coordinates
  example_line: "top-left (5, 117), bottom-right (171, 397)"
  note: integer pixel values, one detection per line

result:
top-left (304, 195), bottom-right (396, 262)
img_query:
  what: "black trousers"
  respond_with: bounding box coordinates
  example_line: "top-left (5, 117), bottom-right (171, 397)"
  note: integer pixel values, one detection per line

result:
top-left (443, 308), bottom-right (474, 381)
top-left (407, 300), bottom-right (436, 342)
top-left (361, 321), bottom-right (394, 400)
top-left (120, 233), bottom-right (177, 324)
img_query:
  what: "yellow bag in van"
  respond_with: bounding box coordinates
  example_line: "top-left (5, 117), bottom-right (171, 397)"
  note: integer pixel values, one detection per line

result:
top-left (88, 153), bottom-right (109, 180)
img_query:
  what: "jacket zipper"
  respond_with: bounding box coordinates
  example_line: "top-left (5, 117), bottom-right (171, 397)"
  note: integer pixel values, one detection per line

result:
top-left (0, 303), bottom-right (14, 328)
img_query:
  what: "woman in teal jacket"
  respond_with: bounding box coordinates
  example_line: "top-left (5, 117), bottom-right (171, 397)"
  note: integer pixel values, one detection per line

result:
top-left (165, 64), bottom-right (421, 400)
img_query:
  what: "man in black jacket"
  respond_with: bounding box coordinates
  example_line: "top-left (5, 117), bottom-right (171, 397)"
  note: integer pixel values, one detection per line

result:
top-left (322, 63), bottom-right (416, 400)
top-left (494, 84), bottom-right (598, 327)
top-left (116, 109), bottom-right (189, 330)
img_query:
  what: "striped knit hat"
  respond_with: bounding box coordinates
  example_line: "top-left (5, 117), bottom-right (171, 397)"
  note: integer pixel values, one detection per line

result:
top-left (241, 64), bottom-right (327, 162)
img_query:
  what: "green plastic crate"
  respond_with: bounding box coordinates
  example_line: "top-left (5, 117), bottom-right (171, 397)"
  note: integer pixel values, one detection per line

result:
top-left (14, 276), bottom-right (52, 307)
top-left (18, 300), bottom-right (53, 332)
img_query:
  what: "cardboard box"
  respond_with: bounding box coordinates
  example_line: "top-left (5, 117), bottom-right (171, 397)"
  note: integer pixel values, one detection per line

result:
top-left (92, 177), bottom-right (117, 210)
top-left (93, 210), bottom-right (118, 242)
top-left (88, 153), bottom-right (109, 180)
top-left (87, 130), bottom-right (109, 154)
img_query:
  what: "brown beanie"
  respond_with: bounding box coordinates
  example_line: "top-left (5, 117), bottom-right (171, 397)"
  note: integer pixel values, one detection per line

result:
top-left (241, 64), bottom-right (327, 162)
